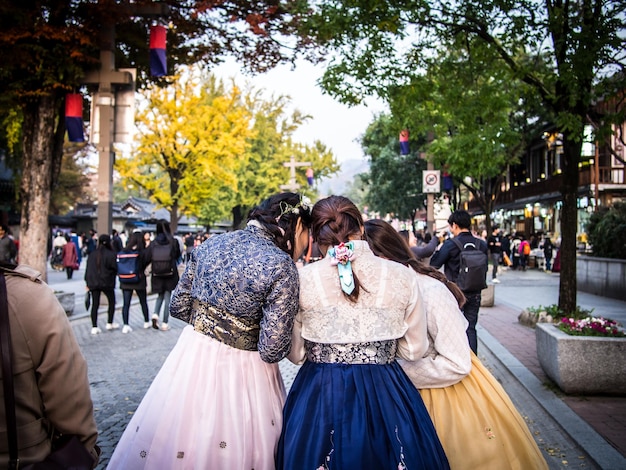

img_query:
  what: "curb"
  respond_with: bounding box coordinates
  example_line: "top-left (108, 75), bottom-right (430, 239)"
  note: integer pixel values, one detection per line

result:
top-left (478, 324), bottom-right (626, 470)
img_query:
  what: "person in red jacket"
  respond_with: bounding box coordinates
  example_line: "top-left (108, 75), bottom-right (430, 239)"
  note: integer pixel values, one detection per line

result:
top-left (61, 233), bottom-right (79, 279)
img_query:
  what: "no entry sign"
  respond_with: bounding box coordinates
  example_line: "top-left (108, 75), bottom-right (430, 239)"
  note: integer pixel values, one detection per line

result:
top-left (423, 170), bottom-right (440, 193)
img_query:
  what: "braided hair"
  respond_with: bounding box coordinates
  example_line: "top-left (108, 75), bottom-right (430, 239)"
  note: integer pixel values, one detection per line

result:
top-left (311, 195), bottom-right (365, 302)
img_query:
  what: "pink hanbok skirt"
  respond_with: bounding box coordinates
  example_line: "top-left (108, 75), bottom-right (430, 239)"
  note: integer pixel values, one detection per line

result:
top-left (107, 326), bottom-right (286, 469)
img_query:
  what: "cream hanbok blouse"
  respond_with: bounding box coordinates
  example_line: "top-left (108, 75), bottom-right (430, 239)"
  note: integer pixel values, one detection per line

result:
top-left (288, 240), bottom-right (428, 365)
top-left (399, 273), bottom-right (472, 388)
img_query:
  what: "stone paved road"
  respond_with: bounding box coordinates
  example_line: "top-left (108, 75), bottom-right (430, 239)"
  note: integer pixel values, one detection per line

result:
top-left (73, 301), bottom-right (301, 469)
top-left (73, 304), bottom-right (182, 469)
top-left (72, 279), bottom-right (601, 469)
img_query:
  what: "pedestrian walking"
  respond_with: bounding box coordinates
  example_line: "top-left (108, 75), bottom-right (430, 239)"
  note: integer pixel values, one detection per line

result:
top-left (61, 233), bottom-right (79, 279)
top-left (543, 235), bottom-right (554, 271)
top-left (118, 231), bottom-right (151, 333)
top-left (86, 229), bottom-right (97, 256)
top-left (183, 233), bottom-right (194, 263)
top-left (107, 192), bottom-right (312, 469)
top-left (365, 219), bottom-right (548, 470)
top-left (277, 196), bottom-right (449, 470)
top-left (511, 235), bottom-right (521, 270)
top-left (0, 224), bottom-right (17, 264)
top-left (148, 221), bottom-right (181, 331)
top-left (85, 234), bottom-right (119, 335)
top-left (111, 229), bottom-right (123, 253)
top-left (487, 225), bottom-right (502, 283)
top-left (519, 236), bottom-right (530, 271)
top-left (430, 210), bottom-right (488, 354)
top-left (71, 231), bottom-right (82, 265)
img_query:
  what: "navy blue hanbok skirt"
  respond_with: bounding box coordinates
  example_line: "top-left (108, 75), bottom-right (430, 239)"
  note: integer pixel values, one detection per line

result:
top-left (277, 352), bottom-right (450, 470)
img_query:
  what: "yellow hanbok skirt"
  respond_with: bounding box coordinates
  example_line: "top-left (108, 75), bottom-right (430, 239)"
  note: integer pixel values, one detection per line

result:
top-left (419, 354), bottom-right (548, 470)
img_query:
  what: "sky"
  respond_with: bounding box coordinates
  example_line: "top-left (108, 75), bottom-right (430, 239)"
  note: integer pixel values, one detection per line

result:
top-left (211, 58), bottom-right (387, 164)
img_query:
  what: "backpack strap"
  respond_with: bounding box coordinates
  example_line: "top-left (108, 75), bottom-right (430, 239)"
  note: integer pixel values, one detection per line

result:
top-left (451, 235), bottom-right (477, 251)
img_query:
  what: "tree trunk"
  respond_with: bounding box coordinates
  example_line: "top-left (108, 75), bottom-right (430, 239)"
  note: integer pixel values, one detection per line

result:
top-left (558, 136), bottom-right (582, 314)
top-left (170, 203), bottom-right (179, 234)
top-left (232, 205), bottom-right (243, 230)
top-left (169, 173), bottom-right (180, 234)
top-left (18, 95), bottom-right (61, 282)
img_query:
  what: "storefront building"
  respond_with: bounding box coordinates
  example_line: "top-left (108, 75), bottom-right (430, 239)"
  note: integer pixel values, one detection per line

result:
top-left (468, 122), bottom-right (626, 248)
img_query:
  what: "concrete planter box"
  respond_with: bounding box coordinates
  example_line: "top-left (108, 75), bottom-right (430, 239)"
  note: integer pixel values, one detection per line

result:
top-left (54, 292), bottom-right (75, 316)
top-left (577, 256), bottom-right (626, 301)
top-left (480, 284), bottom-right (494, 307)
top-left (536, 323), bottom-right (626, 395)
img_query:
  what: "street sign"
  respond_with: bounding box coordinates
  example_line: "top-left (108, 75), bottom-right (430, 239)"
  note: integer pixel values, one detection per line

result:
top-left (423, 170), bottom-right (440, 193)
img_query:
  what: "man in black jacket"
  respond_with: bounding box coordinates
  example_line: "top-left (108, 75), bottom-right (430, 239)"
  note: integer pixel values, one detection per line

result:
top-left (487, 225), bottom-right (502, 283)
top-left (430, 210), bottom-right (488, 354)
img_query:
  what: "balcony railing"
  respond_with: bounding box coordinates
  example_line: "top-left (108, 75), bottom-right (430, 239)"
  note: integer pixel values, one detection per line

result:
top-left (497, 166), bottom-right (625, 206)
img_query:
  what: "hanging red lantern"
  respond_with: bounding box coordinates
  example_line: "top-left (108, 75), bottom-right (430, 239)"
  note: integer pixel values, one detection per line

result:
top-left (65, 93), bottom-right (84, 142)
top-left (149, 25), bottom-right (167, 77)
top-left (399, 129), bottom-right (409, 155)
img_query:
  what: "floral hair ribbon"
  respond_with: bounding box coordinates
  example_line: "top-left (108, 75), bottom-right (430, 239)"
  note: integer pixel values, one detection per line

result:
top-left (328, 242), bottom-right (356, 295)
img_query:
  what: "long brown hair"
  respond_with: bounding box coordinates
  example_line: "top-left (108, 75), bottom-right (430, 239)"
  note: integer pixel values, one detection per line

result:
top-left (311, 195), bottom-right (365, 302)
top-left (364, 219), bottom-right (466, 308)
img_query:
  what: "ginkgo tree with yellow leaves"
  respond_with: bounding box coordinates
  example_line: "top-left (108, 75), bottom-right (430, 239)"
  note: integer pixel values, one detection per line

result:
top-left (116, 67), bottom-right (339, 232)
top-left (215, 89), bottom-right (339, 229)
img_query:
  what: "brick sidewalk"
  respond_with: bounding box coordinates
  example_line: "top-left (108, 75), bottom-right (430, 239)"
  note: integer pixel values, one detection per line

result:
top-left (479, 301), bottom-right (626, 458)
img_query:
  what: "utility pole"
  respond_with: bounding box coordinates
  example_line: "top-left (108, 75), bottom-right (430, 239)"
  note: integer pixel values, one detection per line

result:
top-left (82, 2), bottom-right (168, 236)
top-left (426, 132), bottom-right (435, 234)
top-left (83, 21), bottom-right (133, 237)
top-left (280, 156), bottom-right (311, 192)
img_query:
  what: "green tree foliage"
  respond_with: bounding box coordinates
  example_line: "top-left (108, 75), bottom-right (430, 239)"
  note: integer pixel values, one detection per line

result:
top-left (117, 68), bottom-right (339, 231)
top-left (344, 173), bottom-right (369, 210)
top-left (0, 0), bottom-right (309, 276)
top-left (386, 36), bottom-right (545, 232)
top-left (361, 114), bottom-right (427, 225)
top-left (293, 0), bottom-right (626, 313)
top-left (587, 202), bottom-right (626, 260)
top-left (50, 144), bottom-right (94, 215)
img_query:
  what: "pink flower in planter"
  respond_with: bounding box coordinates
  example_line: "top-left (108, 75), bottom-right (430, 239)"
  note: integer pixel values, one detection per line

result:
top-left (558, 316), bottom-right (624, 337)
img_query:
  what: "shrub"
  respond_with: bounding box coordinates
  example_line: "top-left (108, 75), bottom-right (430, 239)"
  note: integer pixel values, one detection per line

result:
top-left (586, 201), bottom-right (626, 259)
top-left (527, 304), bottom-right (593, 321)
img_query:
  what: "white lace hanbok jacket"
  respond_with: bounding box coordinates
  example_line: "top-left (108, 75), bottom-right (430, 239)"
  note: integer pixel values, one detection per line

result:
top-left (288, 240), bottom-right (428, 364)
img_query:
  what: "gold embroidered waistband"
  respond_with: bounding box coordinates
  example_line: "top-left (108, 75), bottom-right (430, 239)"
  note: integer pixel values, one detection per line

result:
top-left (305, 340), bottom-right (397, 365)
top-left (192, 299), bottom-right (259, 351)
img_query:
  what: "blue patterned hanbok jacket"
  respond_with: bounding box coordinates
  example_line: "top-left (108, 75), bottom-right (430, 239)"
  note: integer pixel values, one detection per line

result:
top-left (170, 222), bottom-right (299, 363)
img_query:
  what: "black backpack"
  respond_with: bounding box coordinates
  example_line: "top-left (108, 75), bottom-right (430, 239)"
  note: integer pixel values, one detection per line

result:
top-left (151, 242), bottom-right (174, 277)
top-left (451, 236), bottom-right (488, 292)
top-left (117, 251), bottom-right (140, 283)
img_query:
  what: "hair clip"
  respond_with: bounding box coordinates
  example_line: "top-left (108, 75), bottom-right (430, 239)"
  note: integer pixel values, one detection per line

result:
top-left (276, 195), bottom-right (313, 222)
top-left (328, 242), bottom-right (356, 294)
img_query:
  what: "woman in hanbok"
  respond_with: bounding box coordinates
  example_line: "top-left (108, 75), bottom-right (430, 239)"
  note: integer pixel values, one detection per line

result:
top-left (108, 192), bottom-right (312, 469)
top-left (277, 196), bottom-right (450, 470)
top-left (364, 219), bottom-right (548, 470)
